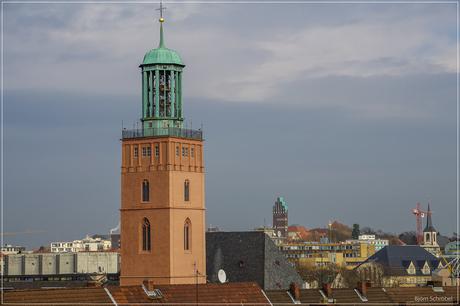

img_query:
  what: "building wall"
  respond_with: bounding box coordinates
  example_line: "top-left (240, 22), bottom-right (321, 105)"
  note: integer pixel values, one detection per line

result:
top-left (5, 255), bottom-right (23, 275)
top-left (3, 252), bottom-right (119, 276)
top-left (58, 253), bottom-right (75, 274)
top-left (120, 136), bottom-right (205, 286)
top-left (41, 254), bottom-right (57, 275)
top-left (24, 255), bottom-right (40, 275)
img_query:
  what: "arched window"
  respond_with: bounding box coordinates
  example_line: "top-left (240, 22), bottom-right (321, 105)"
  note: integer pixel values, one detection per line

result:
top-left (142, 180), bottom-right (150, 202)
top-left (184, 180), bottom-right (190, 202)
top-left (142, 218), bottom-right (151, 251)
top-left (184, 219), bottom-right (191, 251)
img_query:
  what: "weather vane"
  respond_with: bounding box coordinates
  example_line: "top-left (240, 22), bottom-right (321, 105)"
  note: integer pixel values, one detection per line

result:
top-left (156, 0), bottom-right (166, 23)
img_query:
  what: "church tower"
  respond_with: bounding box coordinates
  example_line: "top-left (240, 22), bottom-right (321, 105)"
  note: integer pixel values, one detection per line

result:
top-left (422, 204), bottom-right (441, 257)
top-left (120, 9), bottom-right (206, 286)
top-left (423, 204), bottom-right (437, 246)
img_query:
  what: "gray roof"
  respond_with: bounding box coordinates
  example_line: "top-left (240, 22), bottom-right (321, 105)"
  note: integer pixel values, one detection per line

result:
top-left (206, 231), bottom-right (303, 290)
top-left (358, 245), bottom-right (440, 276)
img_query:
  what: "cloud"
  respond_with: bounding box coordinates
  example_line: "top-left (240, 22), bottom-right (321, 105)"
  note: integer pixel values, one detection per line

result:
top-left (3, 3), bottom-right (456, 117)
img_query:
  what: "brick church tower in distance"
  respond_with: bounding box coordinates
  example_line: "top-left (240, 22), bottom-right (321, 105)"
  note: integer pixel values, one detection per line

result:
top-left (120, 10), bottom-right (206, 286)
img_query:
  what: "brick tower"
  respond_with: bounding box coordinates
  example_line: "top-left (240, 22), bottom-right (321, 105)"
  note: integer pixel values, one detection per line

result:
top-left (272, 197), bottom-right (288, 240)
top-left (120, 11), bottom-right (205, 286)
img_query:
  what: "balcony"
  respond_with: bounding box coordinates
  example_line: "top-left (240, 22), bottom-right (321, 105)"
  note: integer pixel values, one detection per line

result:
top-left (122, 127), bottom-right (203, 141)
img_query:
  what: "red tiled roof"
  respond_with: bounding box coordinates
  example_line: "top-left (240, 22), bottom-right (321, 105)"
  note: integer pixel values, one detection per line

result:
top-left (384, 286), bottom-right (459, 304)
top-left (108, 282), bottom-right (270, 305)
top-left (2, 287), bottom-right (112, 305)
top-left (265, 286), bottom-right (459, 305)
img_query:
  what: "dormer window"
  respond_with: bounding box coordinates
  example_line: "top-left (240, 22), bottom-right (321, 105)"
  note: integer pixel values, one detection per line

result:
top-left (407, 262), bottom-right (416, 275)
top-left (422, 262), bottom-right (431, 275)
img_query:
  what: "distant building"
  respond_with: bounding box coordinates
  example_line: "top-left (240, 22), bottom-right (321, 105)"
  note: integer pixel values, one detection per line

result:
top-left (50, 235), bottom-right (111, 253)
top-left (356, 245), bottom-right (443, 287)
top-left (2, 252), bottom-right (119, 283)
top-left (206, 231), bottom-right (303, 290)
top-left (287, 225), bottom-right (309, 241)
top-left (444, 241), bottom-right (460, 257)
top-left (345, 235), bottom-right (389, 252)
top-left (110, 233), bottom-right (120, 250)
top-left (1, 244), bottom-right (26, 255)
top-left (207, 225), bottom-right (222, 232)
top-left (281, 240), bottom-right (375, 269)
top-left (272, 197), bottom-right (288, 241)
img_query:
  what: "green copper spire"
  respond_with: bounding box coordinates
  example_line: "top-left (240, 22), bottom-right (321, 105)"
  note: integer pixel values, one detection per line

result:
top-left (158, 22), bottom-right (165, 48)
top-left (139, 6), bottom-right (185, 129)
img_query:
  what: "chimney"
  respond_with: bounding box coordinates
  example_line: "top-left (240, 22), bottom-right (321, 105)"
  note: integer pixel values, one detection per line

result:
top-left (289, 282), bottom-right (300, 302)
top-left (143, 279), bottom-right (155, 291)
top-left (322, 283), bottom-right (332, 298)
top-left (357, 281), bottom-right (368, 296)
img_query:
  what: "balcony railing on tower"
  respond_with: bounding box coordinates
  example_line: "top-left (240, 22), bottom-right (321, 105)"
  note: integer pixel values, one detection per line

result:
top-left (122, 127), bottom-right (203, 141)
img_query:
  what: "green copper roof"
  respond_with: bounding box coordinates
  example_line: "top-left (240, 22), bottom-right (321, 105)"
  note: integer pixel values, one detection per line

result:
top-left (276, 197), bottom-right (288, 210)
top-left (142, 23), bottom-right (184, 66)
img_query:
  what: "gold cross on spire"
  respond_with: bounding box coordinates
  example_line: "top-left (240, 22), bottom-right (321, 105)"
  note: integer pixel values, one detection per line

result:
top-left (156, 0), bottom-right (166, 23)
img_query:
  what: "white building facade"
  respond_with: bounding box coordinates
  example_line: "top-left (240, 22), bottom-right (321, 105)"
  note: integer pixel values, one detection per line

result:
top-left (346, 235), bottom-right (389, 251)
top-left (50, 235), bottom-right (111, 253)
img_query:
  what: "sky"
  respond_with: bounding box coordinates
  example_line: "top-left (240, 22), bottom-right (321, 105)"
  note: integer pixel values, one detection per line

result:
top-left (2, 1), bottom-right (458, 248)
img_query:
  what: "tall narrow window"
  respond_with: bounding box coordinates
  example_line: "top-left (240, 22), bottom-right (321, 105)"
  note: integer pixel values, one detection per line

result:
top-left (184, 219), bottom-right (191, 251)
top-left (184, 180), bottom-right (190, 202)
top-left (134, 147), bottom-right (139, 158)
top-left (142, 218), bottom-right (151, 251)
top-left (142, 180), bottom-right (150, 202)
top-left (155, 144), bottom-right (160, 158)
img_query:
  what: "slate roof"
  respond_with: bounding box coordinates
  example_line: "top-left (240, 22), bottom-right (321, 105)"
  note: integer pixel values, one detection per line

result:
top-left (357, 245), bottom-right (440, 276)
top-left (206, 231), bottom-right (303, 290)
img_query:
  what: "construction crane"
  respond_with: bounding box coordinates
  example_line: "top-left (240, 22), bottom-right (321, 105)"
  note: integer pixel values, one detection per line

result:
top-left (412, 202), bottom-right (429, 245)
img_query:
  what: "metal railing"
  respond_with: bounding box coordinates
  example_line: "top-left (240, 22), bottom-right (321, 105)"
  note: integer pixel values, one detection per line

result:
top-left (122, 127), bottom-right (203, 140)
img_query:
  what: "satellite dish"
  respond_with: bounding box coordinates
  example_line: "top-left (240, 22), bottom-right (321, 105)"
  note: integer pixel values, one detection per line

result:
top-left (218, 269), bottom-right (227, 283)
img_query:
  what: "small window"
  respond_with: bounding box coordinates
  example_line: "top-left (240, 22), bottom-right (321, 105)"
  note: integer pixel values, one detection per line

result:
top-left (142, 180), bottom-right (150, 202)
top-left (184, 180), bottom-right (190, 202)
top-left (142, 218), bottom-right (151, 251)
top-left (191, 148), bottom-right (195, 157)
top-left (147, 147), bottom-right (151, 156)
top-left (134, 147), bottom-right (139, 158)
top-left (176, 146), bottom-right (180, 156)
top-left (142, 147), bottom-right (147, 157)
top-left (182, 147), bottom-right (186, 156)
top-left (155, 145), bottom-right (160, 157)
top-left (184, 219), bottom-right (191, 250)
